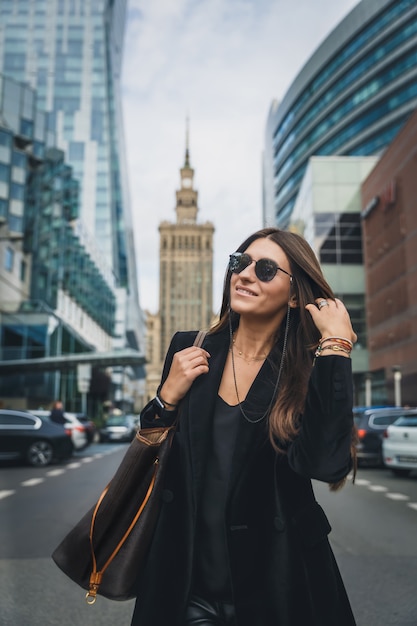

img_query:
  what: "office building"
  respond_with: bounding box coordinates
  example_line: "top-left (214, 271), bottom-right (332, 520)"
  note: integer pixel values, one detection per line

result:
top-left (264, 0), bottom-right (417, 229)
top-left (290, 155), bottom-right (378, 404)
top-left (0, 0), bottom-right (143, 357)
top-left (0, 0), bottom-right (145, 409)
top-left (361, 109), bottom-right (417, 406)
top-left (0, 73), bottom-right (116, 408)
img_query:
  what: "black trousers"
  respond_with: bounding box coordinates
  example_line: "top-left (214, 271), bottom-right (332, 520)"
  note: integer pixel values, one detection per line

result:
top-left (185, 595), bottom-right (237, 626)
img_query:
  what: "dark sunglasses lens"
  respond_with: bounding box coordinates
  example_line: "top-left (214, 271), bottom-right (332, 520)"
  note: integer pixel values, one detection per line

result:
top-left (255, 259), bottom-right (278, 282)
top-left (229, 253), bottom-right (251, 274)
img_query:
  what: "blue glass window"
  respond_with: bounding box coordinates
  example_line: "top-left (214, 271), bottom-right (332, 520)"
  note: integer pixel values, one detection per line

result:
top-left (0, 163), bottom-right (9, 182)
top-left (0, 198), bottom-right (7, 218)
top-left (273, 0), bottom-right (415, 145)
top-left (4, 247), bottom-right (14, 272)
top-left (68, 142), bottom-right (84, 160)
top-left (0, 130), bottom-right (12, 147)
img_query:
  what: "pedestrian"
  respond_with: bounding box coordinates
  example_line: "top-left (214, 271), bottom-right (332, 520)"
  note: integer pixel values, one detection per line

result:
top-left (49, 400), bottom-right (66, 425)
top-left (131, 227), bottom-right (357, 626)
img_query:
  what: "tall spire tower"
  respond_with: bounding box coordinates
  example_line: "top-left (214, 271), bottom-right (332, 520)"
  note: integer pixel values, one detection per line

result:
top-left (176, 117), bottom-right (198, 224)
top-left (156, 120), bottom-right (215, 361)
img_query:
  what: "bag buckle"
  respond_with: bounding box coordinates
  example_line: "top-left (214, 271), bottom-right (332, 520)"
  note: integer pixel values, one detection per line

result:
top-left (85, 571), bottom-right (103, 604)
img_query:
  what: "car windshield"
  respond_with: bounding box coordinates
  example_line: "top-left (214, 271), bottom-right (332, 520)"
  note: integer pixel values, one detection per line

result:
top-left (392, 416), bottom-right (417, 427)
top-left (106, 415), bottom-right (128, 426)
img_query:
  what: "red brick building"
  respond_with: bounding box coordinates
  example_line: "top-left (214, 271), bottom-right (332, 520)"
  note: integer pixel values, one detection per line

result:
top-left (361, 109), bottom-right (417, 406)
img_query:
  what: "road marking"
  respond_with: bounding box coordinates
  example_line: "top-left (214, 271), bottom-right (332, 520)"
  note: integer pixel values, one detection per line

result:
top-left (21, 478), bottom-right (44, 487)
top-left (385, 492), bottom-right (409, 501)
top-left (46, 469), bottom-right (66, 477)
top-left (0, 490), bottom-right (15, 500)
top-left (407, 503), bottom-right (417, 511)
top-left (354, 479), bottom-right (371, 486)
top-left (1, 447), bottom-right (124, 499)
top-left (368, 485), bottom-right (388, 492)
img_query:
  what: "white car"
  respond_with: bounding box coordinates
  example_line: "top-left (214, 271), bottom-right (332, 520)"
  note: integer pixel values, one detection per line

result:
top-left (30, 410), bottom-right (89, 451)
top-left (382, 411), bottom-right (417, 477)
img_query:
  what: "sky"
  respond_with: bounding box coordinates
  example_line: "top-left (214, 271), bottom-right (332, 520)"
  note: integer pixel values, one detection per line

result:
top-left (121, 0), bottom-right (359, 315)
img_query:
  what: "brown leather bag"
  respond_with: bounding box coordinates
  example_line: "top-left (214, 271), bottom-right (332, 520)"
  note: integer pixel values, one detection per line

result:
top-left (52, 330), bottom-right (207, 603)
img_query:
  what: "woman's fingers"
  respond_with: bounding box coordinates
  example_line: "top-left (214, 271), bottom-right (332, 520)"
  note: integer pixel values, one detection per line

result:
top-left (174, 347), bottom-right (211, 374)
top-left (305, 298), bottom-right (357, 344)
top-left (161, 347), bottom-right (211, 404)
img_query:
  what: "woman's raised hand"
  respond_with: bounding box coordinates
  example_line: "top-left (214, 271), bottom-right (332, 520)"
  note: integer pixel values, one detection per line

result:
top-left (305, 298), bottom-right (357, 345)
top-left (159, 346), bottom-right (211, 406)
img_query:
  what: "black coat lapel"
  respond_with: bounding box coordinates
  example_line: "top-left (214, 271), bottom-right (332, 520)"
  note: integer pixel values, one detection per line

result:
top-left (186, 330), bottom-right (230, 505)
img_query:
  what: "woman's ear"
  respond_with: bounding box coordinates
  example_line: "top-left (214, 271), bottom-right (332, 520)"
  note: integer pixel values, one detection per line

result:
top-left (289, 278), bottom-right (298, 308)
top-left (289, 294), bottom-right (298, 308)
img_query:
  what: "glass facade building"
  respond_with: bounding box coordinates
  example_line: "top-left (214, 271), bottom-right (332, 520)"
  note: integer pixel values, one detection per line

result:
top-left (289, 156), bottom-right (378, 404)
top-left (0, 73), bottom-right (116, 406)
top-left (0, 0), bottom-right (143, 351)
top-left (263, 0), bottom-right (417, 229)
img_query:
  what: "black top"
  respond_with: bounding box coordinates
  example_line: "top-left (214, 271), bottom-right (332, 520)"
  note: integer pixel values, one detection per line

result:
top-left (192, 395), bottom-right (241, 601)
top-left (50, 408), bottom-right (65, 425)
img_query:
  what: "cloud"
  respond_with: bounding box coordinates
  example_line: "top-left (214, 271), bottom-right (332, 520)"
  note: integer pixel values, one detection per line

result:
top-left (121, 0), bottom-right (359, 312)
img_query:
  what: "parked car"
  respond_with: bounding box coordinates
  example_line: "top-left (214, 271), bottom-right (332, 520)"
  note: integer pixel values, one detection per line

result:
top-left (353, 407), bottom-right (416, 466)
top-left (69, 412), bottom-right (96, 444)
top-left (0, 409), bottom-right (73, 467)
top-left (382, 411), bottom-right (417, 476)
top-left (30, 410), bottom-right (89, 451)
top-left (99, 414), bottom-right (138, 443)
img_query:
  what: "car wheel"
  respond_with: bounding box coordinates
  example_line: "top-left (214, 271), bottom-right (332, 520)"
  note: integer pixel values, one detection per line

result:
top-left (391, 468), bottom-right (411, 477)
top-left (27, 440), bottom-right (54, 467)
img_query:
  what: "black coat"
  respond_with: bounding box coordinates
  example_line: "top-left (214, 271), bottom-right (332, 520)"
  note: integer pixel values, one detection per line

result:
top-left (131, 329), bottom-right (356, 626)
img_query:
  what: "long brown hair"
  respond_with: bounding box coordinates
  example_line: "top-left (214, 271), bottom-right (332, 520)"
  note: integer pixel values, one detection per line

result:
top-left (211, 228), bottom-right (356, 490)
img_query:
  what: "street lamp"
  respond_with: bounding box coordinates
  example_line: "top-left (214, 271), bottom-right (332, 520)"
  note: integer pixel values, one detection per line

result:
top-left (392, 365), bottom-right (402, 407)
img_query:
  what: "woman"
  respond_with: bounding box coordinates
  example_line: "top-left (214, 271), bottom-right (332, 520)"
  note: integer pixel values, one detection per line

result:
top-left (131, 228), bottom-right (357, 626)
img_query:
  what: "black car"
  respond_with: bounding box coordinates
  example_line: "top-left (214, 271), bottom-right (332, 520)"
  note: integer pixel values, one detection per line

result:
top-left (99, 414), bottom-right (138, 443)
top-left (0, 409), bottom-right (73, 467)
top-left (353, 407), bottom-right (416, 466)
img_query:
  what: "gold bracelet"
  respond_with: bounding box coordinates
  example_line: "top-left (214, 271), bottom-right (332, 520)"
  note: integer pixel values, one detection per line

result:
top-left (319, 336), bottom-right (353, 349)
top-left (320, 345), bottom-right (351, 355)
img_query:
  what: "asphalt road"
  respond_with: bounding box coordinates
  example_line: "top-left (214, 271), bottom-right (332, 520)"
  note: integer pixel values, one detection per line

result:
top-left (1, 446), bottom-right (416, 625)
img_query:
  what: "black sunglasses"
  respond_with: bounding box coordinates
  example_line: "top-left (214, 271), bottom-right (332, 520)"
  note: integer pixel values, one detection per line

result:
top-left (228, 252), bottom-right (292, 283)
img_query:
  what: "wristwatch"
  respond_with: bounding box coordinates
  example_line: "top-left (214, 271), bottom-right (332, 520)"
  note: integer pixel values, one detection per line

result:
top-left (153, 395), bottom-right (178, 418)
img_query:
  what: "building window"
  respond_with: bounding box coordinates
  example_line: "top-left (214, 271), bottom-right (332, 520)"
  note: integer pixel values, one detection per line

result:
top-left (4, 246), bottom-right (14, 272)
top-left (68, 142), bottom-right (84, 160)
top-left (316, 212), bottom-right (363, 265)
top-left (20, 259), bottom-right (27, 282)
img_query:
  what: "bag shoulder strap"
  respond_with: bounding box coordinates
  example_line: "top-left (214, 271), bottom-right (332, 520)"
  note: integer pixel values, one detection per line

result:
top-left (193, 329), bottom-right (207, 348)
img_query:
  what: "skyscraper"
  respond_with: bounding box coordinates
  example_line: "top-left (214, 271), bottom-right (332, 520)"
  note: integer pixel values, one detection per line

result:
top-left (158, 125), bottom-right (214, 359)
top-left (145, 126), bottom-right (214, 401)
top-left (263, 0), bottom-right (417, 229)
top-left (0, 0), bottom-right (143, 355)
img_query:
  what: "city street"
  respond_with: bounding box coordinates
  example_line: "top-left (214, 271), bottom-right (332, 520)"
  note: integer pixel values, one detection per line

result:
top-left (1, 445), bottom-right (416, 625)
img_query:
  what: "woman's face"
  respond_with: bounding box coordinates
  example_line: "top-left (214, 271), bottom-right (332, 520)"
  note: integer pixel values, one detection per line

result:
top-left (229, 237), bottom-right (293, 322)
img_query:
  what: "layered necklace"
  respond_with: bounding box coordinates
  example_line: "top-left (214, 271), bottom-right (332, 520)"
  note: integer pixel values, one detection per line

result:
top-left (230, 336), bottom-right (267, 364)
top-left (228, 303), bottom-right (291, 424)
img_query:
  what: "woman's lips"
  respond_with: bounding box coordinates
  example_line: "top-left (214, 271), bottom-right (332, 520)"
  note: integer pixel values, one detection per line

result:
top-left (236, 285), bottom-right (257, 297)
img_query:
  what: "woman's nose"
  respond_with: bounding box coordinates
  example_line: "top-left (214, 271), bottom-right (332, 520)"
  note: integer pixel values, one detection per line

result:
top-left (238, 260), bottom-right (256, 280)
